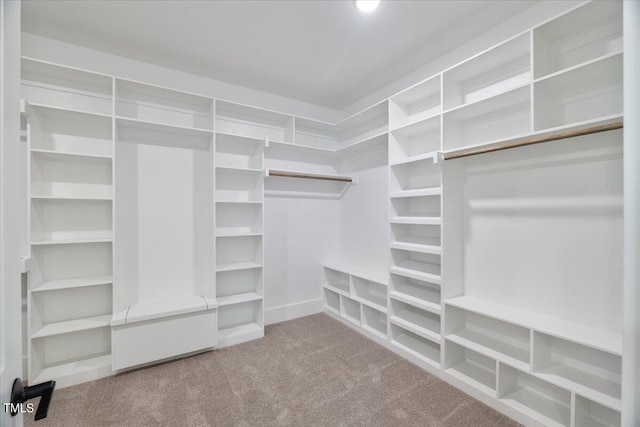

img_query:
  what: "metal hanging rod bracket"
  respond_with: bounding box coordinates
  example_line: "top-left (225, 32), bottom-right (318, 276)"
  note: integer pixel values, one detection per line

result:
top-left (443, 121), bottom-right (623, 161)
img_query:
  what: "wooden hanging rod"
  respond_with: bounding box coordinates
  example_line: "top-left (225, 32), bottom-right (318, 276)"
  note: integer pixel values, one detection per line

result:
top-left (267, 170), bottom-right (353, 183)
top-left (443, 121), bottom-right (624, 161)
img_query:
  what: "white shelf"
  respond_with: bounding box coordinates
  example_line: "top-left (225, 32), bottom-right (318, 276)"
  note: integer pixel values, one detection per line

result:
top-left (390, 238), bottom-right (441, 255)
top-left (31, 275), bottom-right (113, 293)
top-left (32, 314), bottom-right (111, 339)
top-left (390, 290), bottom-right (440, 315)
top-left (217, 292), bottom-right (262, 307)
top-left (389, 151), bottom-right (439, 166)
top-left (215, 200), bottom-right (263, 205)
top-left (446, 329), bottom-right (529, 372)
top-left (390, 324), bottom-right (440, 369)
top-left (218, 322), bottom-right (263, 342)
top-left (115, 116), bottom-right (213, 138)
top-left (445, 295), bottom-right (622, 355)
top-left (31, 148), bottom-right (112, 160)
top-left (390, 216), bottom-right (441, 226)
top-left (216, 165), bottom-right (263, 174)
top-left (390, 259), bottom-right (441, 284)
top-left (31, 237), bottom-right (113, 246)
top-left (216, 261), bottom-right (263, 272)
top-left (390, 315), bottom-right (440, 344)
top-left (323, 263), bottom-right (387, 287)
top-left (389, 188), bottom-right (442, 198)
top-left (501, 387), bottom-right (569, 427)
top-left (31, 195), bottom-right (113, 201)
top-left (216, 232), bottom-right (263, 238)
top-left (111, 295), bottom-right (217, 326)
top-left (447, 358), bottom-right (496, 397)
top-left (323, 283), bottom-right (349, 298)
top-left (31, 354), bottom-right (112, 386)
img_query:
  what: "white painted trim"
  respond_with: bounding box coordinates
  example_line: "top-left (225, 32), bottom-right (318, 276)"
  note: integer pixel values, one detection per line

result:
top-left (264, 298), bottom-right (323, 325)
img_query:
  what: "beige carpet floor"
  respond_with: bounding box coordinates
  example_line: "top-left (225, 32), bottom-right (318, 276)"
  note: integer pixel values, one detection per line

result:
top-left (25, 313), bottom-right (519, 427)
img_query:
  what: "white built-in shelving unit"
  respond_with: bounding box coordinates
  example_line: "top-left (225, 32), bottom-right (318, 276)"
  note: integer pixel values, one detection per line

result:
top-left (20, 2), bottom-right (626, 425)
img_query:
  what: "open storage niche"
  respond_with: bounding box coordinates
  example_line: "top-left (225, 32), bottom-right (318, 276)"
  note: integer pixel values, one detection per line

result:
top-left (532, 332), bottom-right (621, 409)
top-left (216, 100), bottom-right (293, 143)
top-left (390, 249), bottom-right (441, 284)
top-left (389, 115), bottom-right (441, 164)
top-left (574, 395), bottom-right (620, 427)
top-left (341, 295), bottom-right (361, 326)
top-left (31, 199), bottom-right (112, 243)
top-left (445, 340), bottom-right (496, 396)
top-left (115, 119), bottom-right (213, 308)
top-left (390, 299), bottom-right (440, 343)
top-left (334, 102), bottom-right (388, 147)
top-left (30, 327), bottom-right (111, 385)
top-left (323, 288), bottom-right (340, 314)
top-left (31, 285), bottom-right (112, 337)
top-left (533, 1), bottom-right (622, 79)
top-left (390, 194), bottom-right (441, 224)
top-left (29, 243), bottom-right (112, 291)
top-left (216, 268), bottom-right (263, 299)
top-left (215, 167), bottom-right (263, 202)
top-left (445, 305), bottom-right (530, 371)
top-left (31, 151), bottom-right (112, 199)
top-left (294, 118), bottom-right (339, 149)
top-left (390, 273), bottom-right (441, 314)
top-left (29, 105), bottom-right (113, 157)
top-left (389, 158), bottom-right (440, 193)
top-left (443, 85), bottom-right (531, 151)
top-left (443, 33), bottom-right (530, 110)
top-left (390, 223), bottom-right (441, 255)
top-left (390, 324), bottom-right (440, 368)
top-left (218, 300), bottom-right (263, 339)
top-left (534, 54), bottom-right (622, 131)
top-left (215, 133), bottom-right (264, 169)
top-left (216, 202), bottom-right (262, 235)
top-left (362, 305), bottom-right (387, 339)
top-left (389, 76), bottom-right (441, 130)
top-left (322, 266), bottom-right (350, 295)
top-left (499, 364), bottom-right (571, 427)
top-left (116, 80), bottom-right (213, 130)
top-left (352, 276), bottom-right (387, 312)
top-left (21, 59), bottom-right (113, 115)
top-left (216, 235), bottom-right (263, 271)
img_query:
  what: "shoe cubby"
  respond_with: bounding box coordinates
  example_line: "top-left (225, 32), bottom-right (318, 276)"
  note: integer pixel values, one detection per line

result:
top-left (533, 1), bottom-right (622, 80)
top-left (390, 324), bottom-right (440, 368)
top-left (534, 54), bottom-right (622, 131)
top-left (216, 268), bottom-right (263, 299)
top-left (389, 76), bottom-right (441, 130)
top-left (389, 115), bottom-right (441, 164)
top-left (445, 305), bottom-right (530, 370)
top-left (390, 299), bottom-right (440, 343)
top-left (21, 59), bottom-right (113, 115)
top-left (390, 194), bottom-right (441, 224)
top-left (352, 276), bottom-right (387, 312)
top-left (215, 167), bottom-right (263, 202)
top-left (31, 151), bottom-right (113, 199)
top-left (31, 199), bottom-right (112, 243)
top-left (323, 288), bottom-right (340, 314)
top-left (215, 133), bottom-right (264, 170)
top-left (574, 395), bottom-right (620, 427)
top-left (116, 80), bottom-right (213, 130)
top-left (390, 223), bottom-right (441, 255)
top-left (389, 273), bottom-right (440, 314)
top-left (362, 305), bottom-right (387, 340)
top-left (215, 202), bottom-right (262, 235)
top-left (499, 364), bottom-right (571, 427)
top-left (216, 100), bottom-right (294, 143)
top-left (443, 33), bottom-right (530, 111)
top-left (30, 285), bottom-right (112, 337)
top-left (389, 158), bottom-right (441, 193)
top-left (390, 249), bottom-right (441, 284)
top-left (340, 295), bottom-right (361, 326)
top-left (29, 242), bottom-right (112, 291)
top-left (29, 105), bottom-right (113, 157)
top-left (532, 332), bottom-right (621, 408)
top-left (443, 85), bottom-right (531, 151)
top-left (445, 340), bottom-right (496, 396)
top-left (216, 235), bottom-right (263, 270)
top-left (322, 266), bottom-right (350, 295)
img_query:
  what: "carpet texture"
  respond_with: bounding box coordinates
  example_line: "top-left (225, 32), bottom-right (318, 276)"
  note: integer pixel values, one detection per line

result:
top-left (25, 313), bottom-right (519, 427)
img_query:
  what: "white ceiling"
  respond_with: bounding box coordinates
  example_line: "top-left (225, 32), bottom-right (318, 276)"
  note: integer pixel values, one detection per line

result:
top-left (21, 0), bottom-right (537, 110)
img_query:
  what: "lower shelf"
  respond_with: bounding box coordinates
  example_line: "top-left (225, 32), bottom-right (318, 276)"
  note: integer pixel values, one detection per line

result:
top-left (218, 322), bottom-right (263, 347)
top-left (390, 324), bottom-right (440, 369)
top-left (32, 354), bottom-right (112, 388)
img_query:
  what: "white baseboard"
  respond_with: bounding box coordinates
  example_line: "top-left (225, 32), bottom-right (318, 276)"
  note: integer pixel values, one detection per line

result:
top-left (265, 298), bottom-right (323, 325)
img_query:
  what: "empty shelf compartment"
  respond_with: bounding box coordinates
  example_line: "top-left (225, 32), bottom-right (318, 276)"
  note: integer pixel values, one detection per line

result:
top-left (574, 395), bottom-right (620, 427)
top-left (362, 305), bottom-right (387, 339)
top-left (352, 276), bottom-right (387, 311)
top-left (218, 299), bottom-right (262, 331)
top-left (31, 198), bottom-right (112, 243)
top-left (216, 268), bottom-right (262, 299)
top-left (390, 195), bottom-right (441, 224)
top-left (390, 249), bottom-right (441, 284)
top-left (533, 332), bottom-right (621, 409)
top-left (215, 133), bottom-right (264, 169)
top-left (215, 167), bottom-right (263, 202)
top-left (390, 223), bottom-right (441, 254)
top-left (323, 288), bottom-right (340, 314)
top-left (389, 158), bottom-right (441, 193)
top-left (323, 266), bottom-right (350, 295)
top-left (215, 100), bottom-right (294, 143)
top-left (216, 202), bottom-right (262, 234)
top-left (340, 295), bottom-right (361, 326)
top-left (390, 274), bottom-right (440, 314)
top-left (389, 116), bottom-right (441, 162)
top-left (390, 299), bottom-right (440, 342)
top-left (499, 364), bottom-right (571, 427)
top-left (445, 305), bottom-right (530, 371)
top-left (216, 235), bottom-right (263, 269)
top-left (389, 76), bottom-right (441, 130)
top-left (445, 340), bottom-right (496, 396)
top-left (391, 324), bottom-right (440, 368)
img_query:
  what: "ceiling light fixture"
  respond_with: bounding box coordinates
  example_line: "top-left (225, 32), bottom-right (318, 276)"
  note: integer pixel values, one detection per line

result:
top-left (356, 0), bottom-right (380, 13)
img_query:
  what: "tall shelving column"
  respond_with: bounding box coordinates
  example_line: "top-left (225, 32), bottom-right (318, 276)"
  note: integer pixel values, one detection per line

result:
top-left (387, 76), bottom-right (443, 370)
top-left (22, 59), bottom-right (115, 387)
